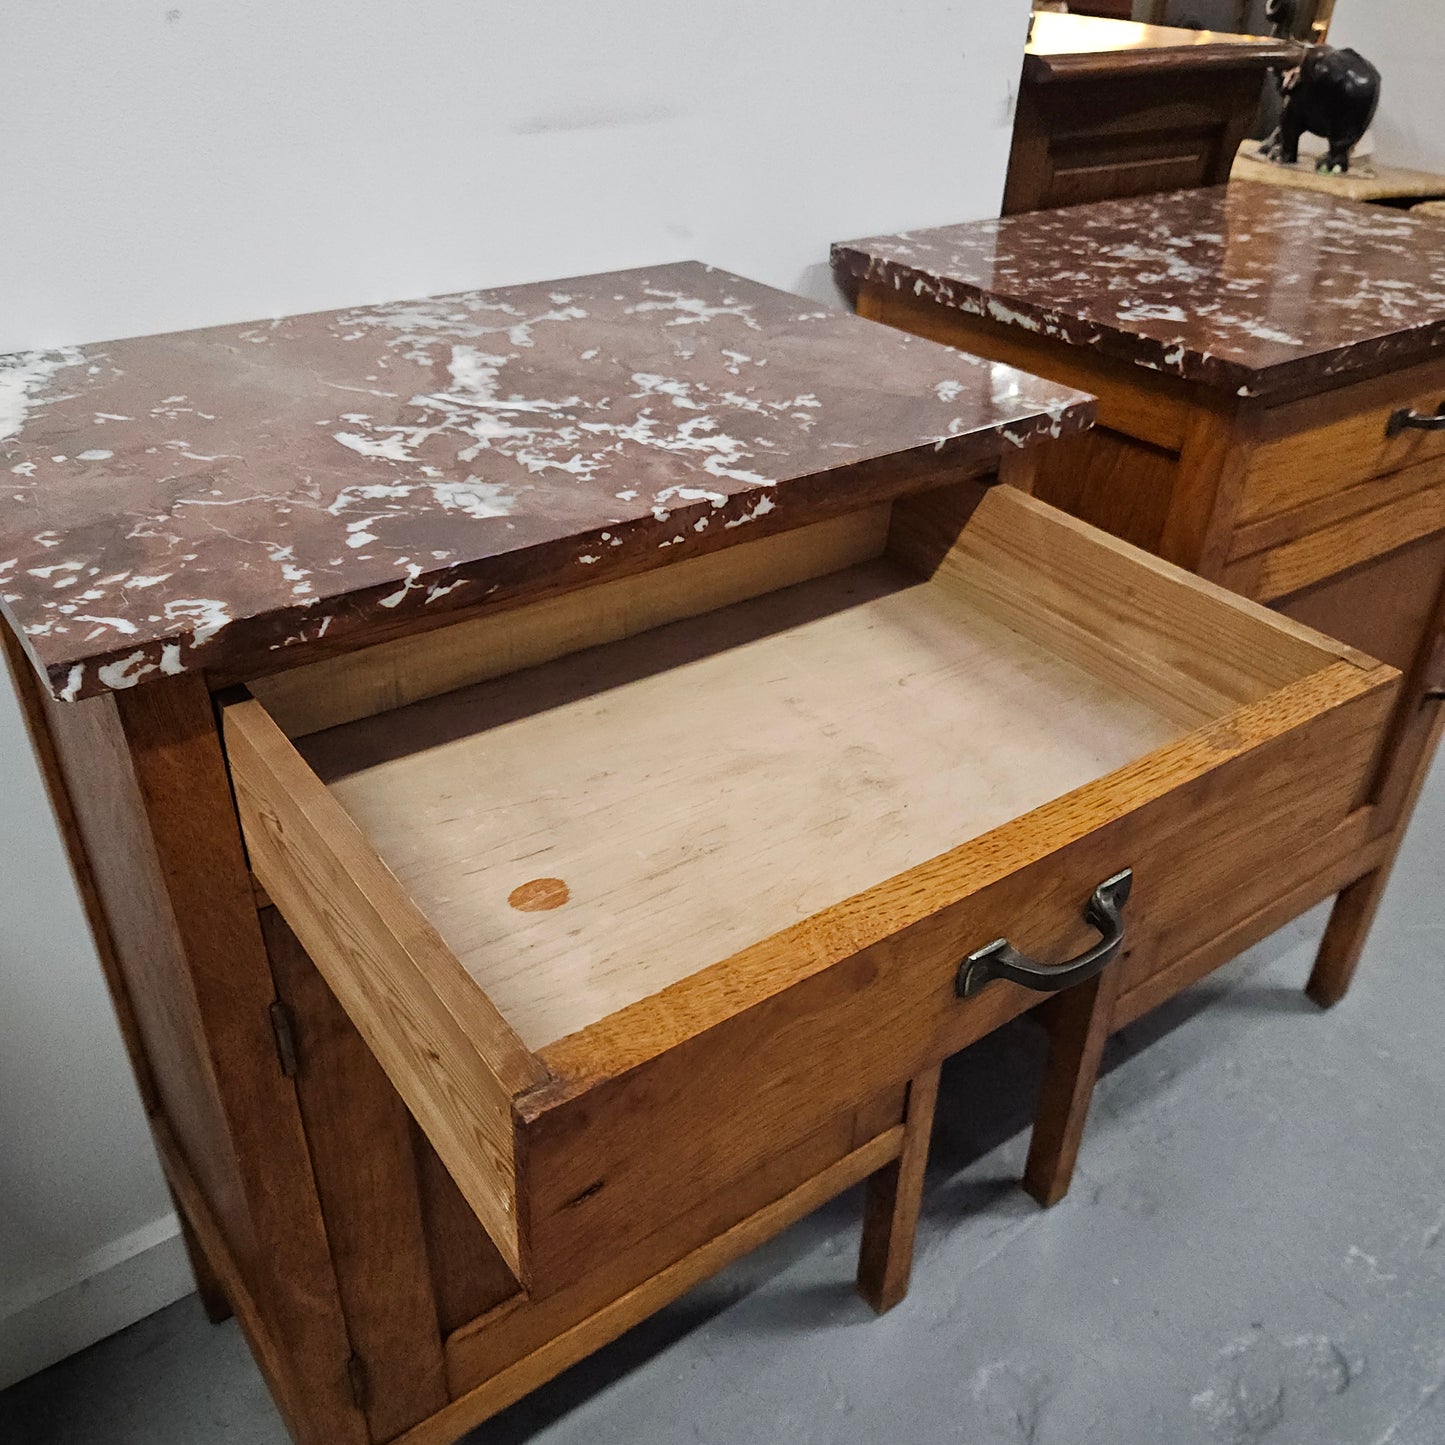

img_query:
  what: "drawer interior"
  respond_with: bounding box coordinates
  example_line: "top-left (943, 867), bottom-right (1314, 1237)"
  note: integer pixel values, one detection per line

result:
top-left (272, 482), bottom-right (1345, 1053)
top-left (298, 556), bottom-right (1174, 1049)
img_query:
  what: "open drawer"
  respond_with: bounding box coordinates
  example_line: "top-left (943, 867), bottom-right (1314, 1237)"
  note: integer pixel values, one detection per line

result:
top-left (222, 482), bottom-right (1397, 1299)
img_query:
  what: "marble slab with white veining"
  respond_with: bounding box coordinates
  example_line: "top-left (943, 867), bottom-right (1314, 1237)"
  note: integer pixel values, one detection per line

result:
top-left (833, 186), bottom-right (1445, 399)
top-left (0, 262), bottom-right (1093, 701)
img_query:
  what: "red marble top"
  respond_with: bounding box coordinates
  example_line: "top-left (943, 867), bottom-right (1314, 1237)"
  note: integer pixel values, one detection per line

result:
top-left (0, 263), bottom-right (1092, 700)
top-left (833, 186), bottom-right (1445, 399)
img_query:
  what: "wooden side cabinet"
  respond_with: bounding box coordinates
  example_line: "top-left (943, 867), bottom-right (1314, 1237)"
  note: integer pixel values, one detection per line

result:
top-left (0, 263), bottom-right (1396, 1443)
top-left (835, 183), bottom-right (1445, 1030)
top-left (1006, 13), bottom-right (1296, 214)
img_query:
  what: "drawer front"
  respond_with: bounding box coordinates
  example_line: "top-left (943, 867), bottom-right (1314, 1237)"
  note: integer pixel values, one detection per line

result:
top-left (1225, 479), bottom-right (1445, 604)
top-left (445, 1089), bottom-right (908, 1394)
top-left (1239, 360), bottom-right (1445, 528)
top-left (518, 672), bottom-right (1392, 1294)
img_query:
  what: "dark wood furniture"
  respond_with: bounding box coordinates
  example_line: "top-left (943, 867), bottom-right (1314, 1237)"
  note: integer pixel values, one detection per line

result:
top-left (0, 262), bottom-right (1393, 1444)
top-left (1007, 13), bottom-right (1297, 214)
top-left (834, 181), bottom-right (1445, 1036)
top-left (1062, 0), bottom-right (1137, 19)
top-left (1139, 0), bottom-right (1336, 42)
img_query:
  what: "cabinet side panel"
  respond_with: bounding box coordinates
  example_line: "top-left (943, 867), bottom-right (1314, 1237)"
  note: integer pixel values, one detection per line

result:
top-left (1034, 426), bottom-right (1179, 557)
top-left (31, 669), bottom-right (369, 1445)
top-left (1281, 531), bottom-right (1445, 825)
top-left (31, 673), bottom-right (256, 1267)
top-left (412, 1129), bottom-right (523, 1339)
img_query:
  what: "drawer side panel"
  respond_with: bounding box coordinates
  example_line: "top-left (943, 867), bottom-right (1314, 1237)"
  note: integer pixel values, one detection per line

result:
top-left (224, 696), bottom-right (544, 1284)
top-left (1114, 687), bottom-right (1391, 997)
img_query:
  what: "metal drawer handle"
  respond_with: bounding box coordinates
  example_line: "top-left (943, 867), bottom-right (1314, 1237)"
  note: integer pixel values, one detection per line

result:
top-left (956, 869), bottom-right (1133, 999)
top-left (1387, 404), bottom-right (1445, 437)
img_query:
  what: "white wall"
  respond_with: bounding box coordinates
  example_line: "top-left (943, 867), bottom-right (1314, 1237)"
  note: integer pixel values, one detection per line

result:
top-left (1330, 0), bottom-right (1445, 171)
top-left (0, 1), bottom-right (1032, 353)
top-left (0, 0), bottom-right (1034, 1384)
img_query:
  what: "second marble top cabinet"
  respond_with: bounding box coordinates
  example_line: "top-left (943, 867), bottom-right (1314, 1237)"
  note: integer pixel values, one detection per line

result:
top-left (834, 182), bottom-right (1445, 1036)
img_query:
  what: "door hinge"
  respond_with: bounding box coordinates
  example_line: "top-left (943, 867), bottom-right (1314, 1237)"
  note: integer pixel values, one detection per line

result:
top-left (346, 1352), bottom-right (369, 1411)
top-left (268, 1000), bottom-right (299, 1078)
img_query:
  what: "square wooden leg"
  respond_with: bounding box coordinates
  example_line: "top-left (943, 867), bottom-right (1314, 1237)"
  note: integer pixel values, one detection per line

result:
top-left (1022, 962), bottom-right (1122, 1209)
top-left (1309, 703), bottom-right (1444, 1008)
top-left (175, 1200), bottom-right (233, 1325)
top-left (1306, 863), bottom-right (1393, 1008)
top-left (856, 1065), bottom-right (941, 1314)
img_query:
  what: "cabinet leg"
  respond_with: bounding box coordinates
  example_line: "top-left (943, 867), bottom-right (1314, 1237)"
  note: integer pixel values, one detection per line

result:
top-left (1309, 701), bottom-right (1444, 1007)
top-left (175, 1199), bottom-right (233, 1325)
top-left (1307, 862), bottom-right (1395, 1009)
top-left (856, 1066), bottom-right (941, 1314)
top-left (1023, 962), bottom-right (1121, 1209)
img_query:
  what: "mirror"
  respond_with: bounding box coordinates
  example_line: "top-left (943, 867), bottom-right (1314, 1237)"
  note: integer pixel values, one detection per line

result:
top-left (1033, 1), bottom-right (1334, 41)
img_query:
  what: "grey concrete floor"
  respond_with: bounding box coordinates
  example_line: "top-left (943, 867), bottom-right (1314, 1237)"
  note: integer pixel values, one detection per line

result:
top-left (3, 755), bottom-right (1441, 1445)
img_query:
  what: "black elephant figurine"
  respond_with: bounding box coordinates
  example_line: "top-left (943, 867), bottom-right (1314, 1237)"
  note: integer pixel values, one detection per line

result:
top-left (1264, 45), bottom-right (1382, 175)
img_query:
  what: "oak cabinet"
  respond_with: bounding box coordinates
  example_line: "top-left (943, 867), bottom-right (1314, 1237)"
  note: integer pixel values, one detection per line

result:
top-left (0, 261), bottom-right (1391, 1443)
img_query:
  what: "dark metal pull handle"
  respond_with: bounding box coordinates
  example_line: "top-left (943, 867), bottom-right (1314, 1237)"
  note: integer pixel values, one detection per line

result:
top-left (1387, 404), bottom-right (1445, 437)
top-left (956, 869), bottom-right (1133, 999)
top-left (1424, 686), bottom-right (1445, 704)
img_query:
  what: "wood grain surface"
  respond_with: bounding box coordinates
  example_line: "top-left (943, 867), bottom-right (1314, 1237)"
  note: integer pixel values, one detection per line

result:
top-left (300, 554), bottom-right (1177, 1050)
top-left (224, 696), bottom-right (546, 1284)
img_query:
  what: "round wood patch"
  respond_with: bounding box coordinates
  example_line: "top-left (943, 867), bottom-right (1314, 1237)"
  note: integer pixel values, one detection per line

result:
top-left (508, 877), bottom-right (571, 911)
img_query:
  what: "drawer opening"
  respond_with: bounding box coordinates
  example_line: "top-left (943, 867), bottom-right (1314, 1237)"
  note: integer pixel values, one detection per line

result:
top-left (273, 482), bottom-right (1347, 1055)
top-left (226, 479), bottom-right (1391, 1288)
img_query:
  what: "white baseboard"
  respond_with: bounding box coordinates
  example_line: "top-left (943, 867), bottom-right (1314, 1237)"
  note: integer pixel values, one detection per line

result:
top-left (0, 1212), bottom-right (196, 1391)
